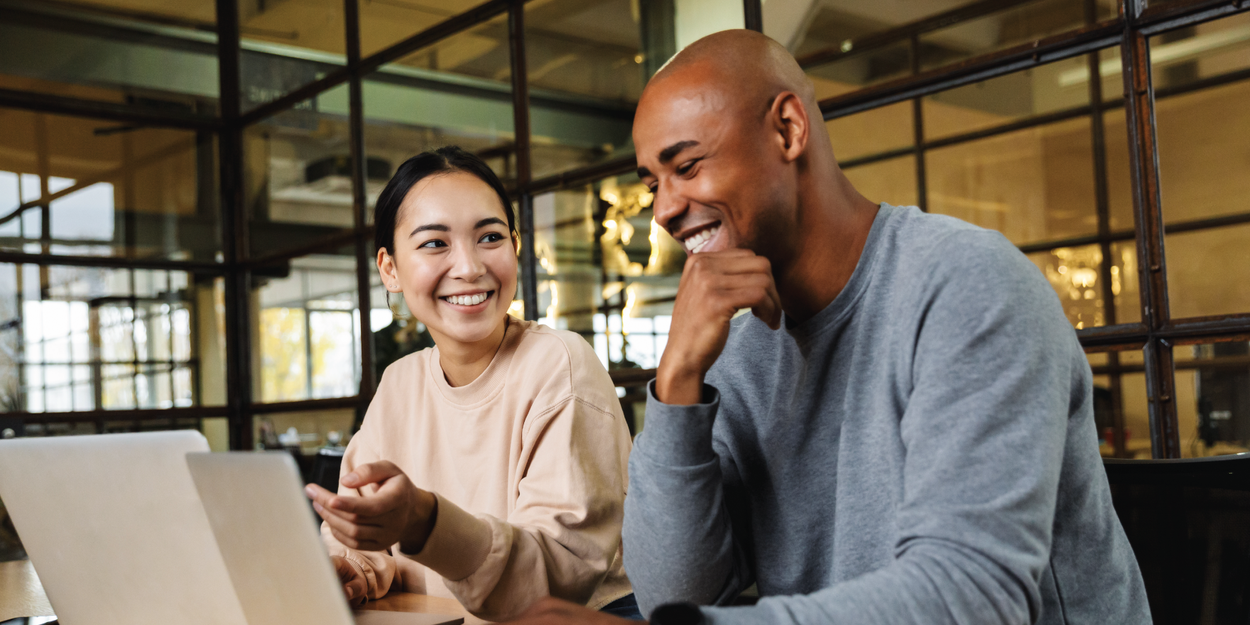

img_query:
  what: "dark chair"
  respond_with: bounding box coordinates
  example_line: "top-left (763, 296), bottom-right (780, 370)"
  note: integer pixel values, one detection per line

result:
top-left (309, 447), bottom-right (344, 493)
top-left (1104, 454), bottom-right (1250, 625)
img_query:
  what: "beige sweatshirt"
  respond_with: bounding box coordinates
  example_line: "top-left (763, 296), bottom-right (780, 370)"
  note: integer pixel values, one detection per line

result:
top-left (322, 318), bottom-right (634, 622)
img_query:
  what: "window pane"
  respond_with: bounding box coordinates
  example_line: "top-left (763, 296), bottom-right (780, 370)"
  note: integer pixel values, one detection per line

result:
top-left (0, 108), bottom-right (221, 261)
top-left (923, 55), bottom-right (1091, 141)
top-left (926, 117), bottom-right (1097, 247)
top-left (842, 157), bottom-right (917, 209)
top-left (1151, 12), bottom-right (1250, 94)
top-left (1154, 82), bottom-right (1250, 225)
top-left (0, 263), bottom-right (223, 413)
top-left (365, 14), bottom-right (515, 200)
top-left (1101, 107), bottom-right (1136, 234)
top-left (534, 174), bottom-right (682, 371)
top-left (1088, 348), bottom-right (1153, 459)
top-left (255, 408), bottom-right (356, 453)
top-left (805, 41), bottom-right (912, 101)
top-left (828, 102), bottom-right (912, 162)
top-left (255, 253), bottom-right (361, 403)
top-left (244, 85), bottom-right (355, 259)
top-left (919, 0), bottom-right (1100, 71)
top-left (238, 0), bottom-right (346, 112)
top-left (0, 4), bottom-right (220, 115)
top-left (1028, 242), bottom-right (1141, 329)
top-left (359, 0), bottom-right (483, 58)
top-left (526, 0), bottom-right (639, 179)
top-left (1174, 340), bottom-right (1250, 458)
top-left (1165, 224), bottom-right (1250, 319)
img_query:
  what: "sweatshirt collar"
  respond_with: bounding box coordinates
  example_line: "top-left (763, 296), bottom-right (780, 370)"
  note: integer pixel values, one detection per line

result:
top-left (427, 316), bottom-right (526, 407)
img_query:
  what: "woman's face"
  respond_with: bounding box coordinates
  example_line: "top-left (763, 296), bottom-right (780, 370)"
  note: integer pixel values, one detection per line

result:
top-left (379, 171), bottom-right (517, 347)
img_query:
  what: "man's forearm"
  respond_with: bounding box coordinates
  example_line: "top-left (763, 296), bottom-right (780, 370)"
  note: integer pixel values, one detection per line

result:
top-left (623, 382), bottom-right (747, 615)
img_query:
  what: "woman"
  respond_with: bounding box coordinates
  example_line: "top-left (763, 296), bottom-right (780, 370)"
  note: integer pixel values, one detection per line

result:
top-left (304, 147), bottom-right (640, 621)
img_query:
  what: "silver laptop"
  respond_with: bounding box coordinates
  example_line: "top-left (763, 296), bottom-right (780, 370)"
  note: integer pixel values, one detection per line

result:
top-left (0, 431), bottom-right (460, 625)
top-left (186, 451), bottom-right (461, 625)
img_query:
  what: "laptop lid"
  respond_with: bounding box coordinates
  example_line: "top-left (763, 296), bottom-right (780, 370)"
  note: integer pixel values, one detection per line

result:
top-left (0, 431), bottom-right (247, 625)
top-left (185, 452), bottom-right (462, 625)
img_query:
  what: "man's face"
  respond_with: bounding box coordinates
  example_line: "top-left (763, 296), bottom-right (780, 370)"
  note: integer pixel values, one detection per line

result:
top-left (634, 74), bottom-right (788, 259)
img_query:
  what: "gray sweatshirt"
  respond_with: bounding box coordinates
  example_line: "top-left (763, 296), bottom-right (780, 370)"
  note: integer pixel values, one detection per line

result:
top-left (623, 204), bottom-right (1150, 624)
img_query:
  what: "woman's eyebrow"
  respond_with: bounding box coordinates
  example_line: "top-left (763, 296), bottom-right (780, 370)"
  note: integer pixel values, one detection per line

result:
top-left (475, 217), bottom-right (507, 229)
top-left (409, 223), bottom-right (449, 237)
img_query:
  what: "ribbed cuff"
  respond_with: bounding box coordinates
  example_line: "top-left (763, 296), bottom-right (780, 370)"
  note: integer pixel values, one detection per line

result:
top-left (399, 493), bottom-right (492, 582)
top-left (637, 379), bottom-right (720, 466)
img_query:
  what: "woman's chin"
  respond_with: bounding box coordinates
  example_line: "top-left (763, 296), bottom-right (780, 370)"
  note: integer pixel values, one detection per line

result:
top-left (432, 315), bottom-right (507, 347)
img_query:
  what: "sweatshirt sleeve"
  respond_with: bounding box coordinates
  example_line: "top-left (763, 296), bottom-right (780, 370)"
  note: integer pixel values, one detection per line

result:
top-left (663, 232), bottom-right (1080, 624)
top-left (320, 427), bottom-right (399, 601)
top-left (622, 381), bottom-right (753, 615)
top-left (398, 396), bottom-right (631, 622)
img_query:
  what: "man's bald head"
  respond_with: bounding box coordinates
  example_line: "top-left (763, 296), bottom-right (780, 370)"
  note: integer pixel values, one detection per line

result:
top-left (648, 29), bottom-right (818, 117)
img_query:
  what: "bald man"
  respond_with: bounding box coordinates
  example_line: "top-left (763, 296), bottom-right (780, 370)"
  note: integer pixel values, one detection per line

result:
top-left (503, 30), bottom-right (1149, 625)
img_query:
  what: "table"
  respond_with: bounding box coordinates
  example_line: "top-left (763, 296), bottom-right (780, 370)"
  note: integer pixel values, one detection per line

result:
top-left (0, 559), bottom-right (53, 621)
top-left (0, 558), bottom-right (475, 624)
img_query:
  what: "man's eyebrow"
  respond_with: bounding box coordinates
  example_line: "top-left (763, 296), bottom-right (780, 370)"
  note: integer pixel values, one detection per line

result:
top-left (409, 223), bottom-right (448, 237)
top-left (659, 140), bottom-right (700, 164)
top-left (475, 217), bottom-right (507, 229)
top-left (637, 166), bottom-right (652, 179)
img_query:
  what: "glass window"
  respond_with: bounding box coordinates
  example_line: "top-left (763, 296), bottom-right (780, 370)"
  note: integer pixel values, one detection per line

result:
top-left (0, 108), bottom-right (220, 261)
top-left (526, 0), bottom-right (640, 179)
top-left (828, 101), bottom-right (913, 162)
top-left (0, 3), bottom-right (220, 115)
top-left (923, 55), bottom-right (1091, 141)
top-left (1151, 12), bottom-right (1250, 94)
top-left (0, 263), bottom-right (225, 413)
top-left (1088, 348), bottom-right (1152, 459)
top-left (254, 252), bottom-right (362, 403)
top-left (533, 174), bottom-right (683, 372)
top-left (804, 41), bottom-right (912, 101)
top-left (255, 407), bottom-right (357, 453)
top-left (842, 157), bottom-right (918, 209)
top-left (238, 0), bottom-right (347, 112)
top-left (1154, 85), bottom-right (1250, 224)
top-left (1028, 241), bottom-right (1141, 329)
top-left (365, 13), bottom-right (515, 195)
top-left (1174, 340), bottom-right (1250, 458)
top-left (243, 85), bottom-right (357, 258)
top-left (926, 117), bottom-right (1098, 247)
top-left (358, 0), bottom-right (485, 58)
top-left (1165, 224), bottom-right (1250, 320)
top-left (919, 0), bottom-right (1107, 71)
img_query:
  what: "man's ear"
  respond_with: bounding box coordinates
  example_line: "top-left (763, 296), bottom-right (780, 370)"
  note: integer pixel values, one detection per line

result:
top-left (769, 91), bottom-right (809, 163)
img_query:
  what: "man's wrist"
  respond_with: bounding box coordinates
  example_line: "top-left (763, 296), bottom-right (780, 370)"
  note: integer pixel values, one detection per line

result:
top-left (656, 361), bottom-right (705, 406)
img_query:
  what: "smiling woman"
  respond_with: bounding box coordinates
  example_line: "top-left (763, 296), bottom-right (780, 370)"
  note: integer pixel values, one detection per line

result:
top-left (305, 146), bottom-right (640, 621)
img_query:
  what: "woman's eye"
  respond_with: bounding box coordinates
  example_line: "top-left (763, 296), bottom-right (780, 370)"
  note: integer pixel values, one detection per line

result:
top-left (418, 240), bottom-right (446, 249)
top-left (480, 232), bottom-right (505, 243)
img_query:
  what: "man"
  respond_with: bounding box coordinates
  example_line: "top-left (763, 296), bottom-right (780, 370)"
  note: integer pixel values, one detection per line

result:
top-left (504, 29), bottom-right (1149, 625)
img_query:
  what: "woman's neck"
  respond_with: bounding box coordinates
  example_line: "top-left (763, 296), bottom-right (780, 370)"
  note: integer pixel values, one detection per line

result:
top-left (433, 316), bottom-right (510, 387)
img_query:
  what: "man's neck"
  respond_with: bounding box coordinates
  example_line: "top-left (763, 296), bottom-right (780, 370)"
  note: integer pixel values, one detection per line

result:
top-left (775, 175), bottom-right (879, 324)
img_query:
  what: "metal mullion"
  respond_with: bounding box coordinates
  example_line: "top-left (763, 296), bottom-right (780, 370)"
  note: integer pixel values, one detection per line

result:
top-left (345, 0), bottom-right (375, 404)
top-left (910, 34), bottom-right (927, 212)
top-left (0, 250), bottom-right (223, 273)
top-left (0, 87), bottom-right (219, 131)
top-left (1137, 0), bottom-right (1250, 34)
top-left (252, 395), bottom-right (361, 414)
top-left (524, 156), bottom-right (637, 196)
top-left (508, 1), bottom-right (538, 320)
top-left (743, 0), bottom-right (763, 32)
top-left (216, 0), bottom-right (253, 450)
top-left (8, 405), bottom-right (227, 425)
top-left (1120, 4), bottom-right (1180, 457)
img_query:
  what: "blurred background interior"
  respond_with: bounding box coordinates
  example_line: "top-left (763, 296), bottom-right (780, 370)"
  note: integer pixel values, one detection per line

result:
top-left (0, 0), bottom-right (1248, 620)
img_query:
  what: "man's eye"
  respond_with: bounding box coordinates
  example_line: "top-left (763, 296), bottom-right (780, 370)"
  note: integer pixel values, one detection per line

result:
top-left (646, 184), bottom-right (658, 194)
top-left (677, 159), bottom-right (698, 175)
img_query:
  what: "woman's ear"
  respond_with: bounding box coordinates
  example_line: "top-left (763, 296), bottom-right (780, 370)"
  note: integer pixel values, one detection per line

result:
top-left (377, 247), bottom-right (402, 293)
top-left (512, 232), bottom-right (520, 254)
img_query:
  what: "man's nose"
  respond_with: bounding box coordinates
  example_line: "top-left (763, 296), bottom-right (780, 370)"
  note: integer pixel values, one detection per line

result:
top-left (651, 185), bottom-right (688, 235)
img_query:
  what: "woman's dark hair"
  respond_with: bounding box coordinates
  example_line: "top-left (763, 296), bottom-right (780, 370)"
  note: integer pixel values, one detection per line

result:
top-left (374, 146), bottom-right (515, 256)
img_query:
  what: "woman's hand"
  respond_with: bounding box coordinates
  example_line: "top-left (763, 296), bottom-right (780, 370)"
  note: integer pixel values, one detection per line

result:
top-left (331, 555), bottom-right (368, 607)
top-left (305, 461), bottom-right (439, 553)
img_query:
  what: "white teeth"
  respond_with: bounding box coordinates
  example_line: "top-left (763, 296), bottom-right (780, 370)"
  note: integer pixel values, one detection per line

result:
top-left (445, 292), bottom-right (489, 306)
top-left (684, 226), bottom-right (720, 254)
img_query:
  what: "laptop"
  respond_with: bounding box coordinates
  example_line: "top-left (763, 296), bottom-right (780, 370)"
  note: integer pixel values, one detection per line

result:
top-left (0, 431), bottom-right (460, 625)
top-left (185, 451), bottom-right (461, 625)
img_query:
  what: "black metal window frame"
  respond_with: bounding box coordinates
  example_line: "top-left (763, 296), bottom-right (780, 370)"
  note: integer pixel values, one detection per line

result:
top-left (0, 0), bottom-right (1246, 457)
